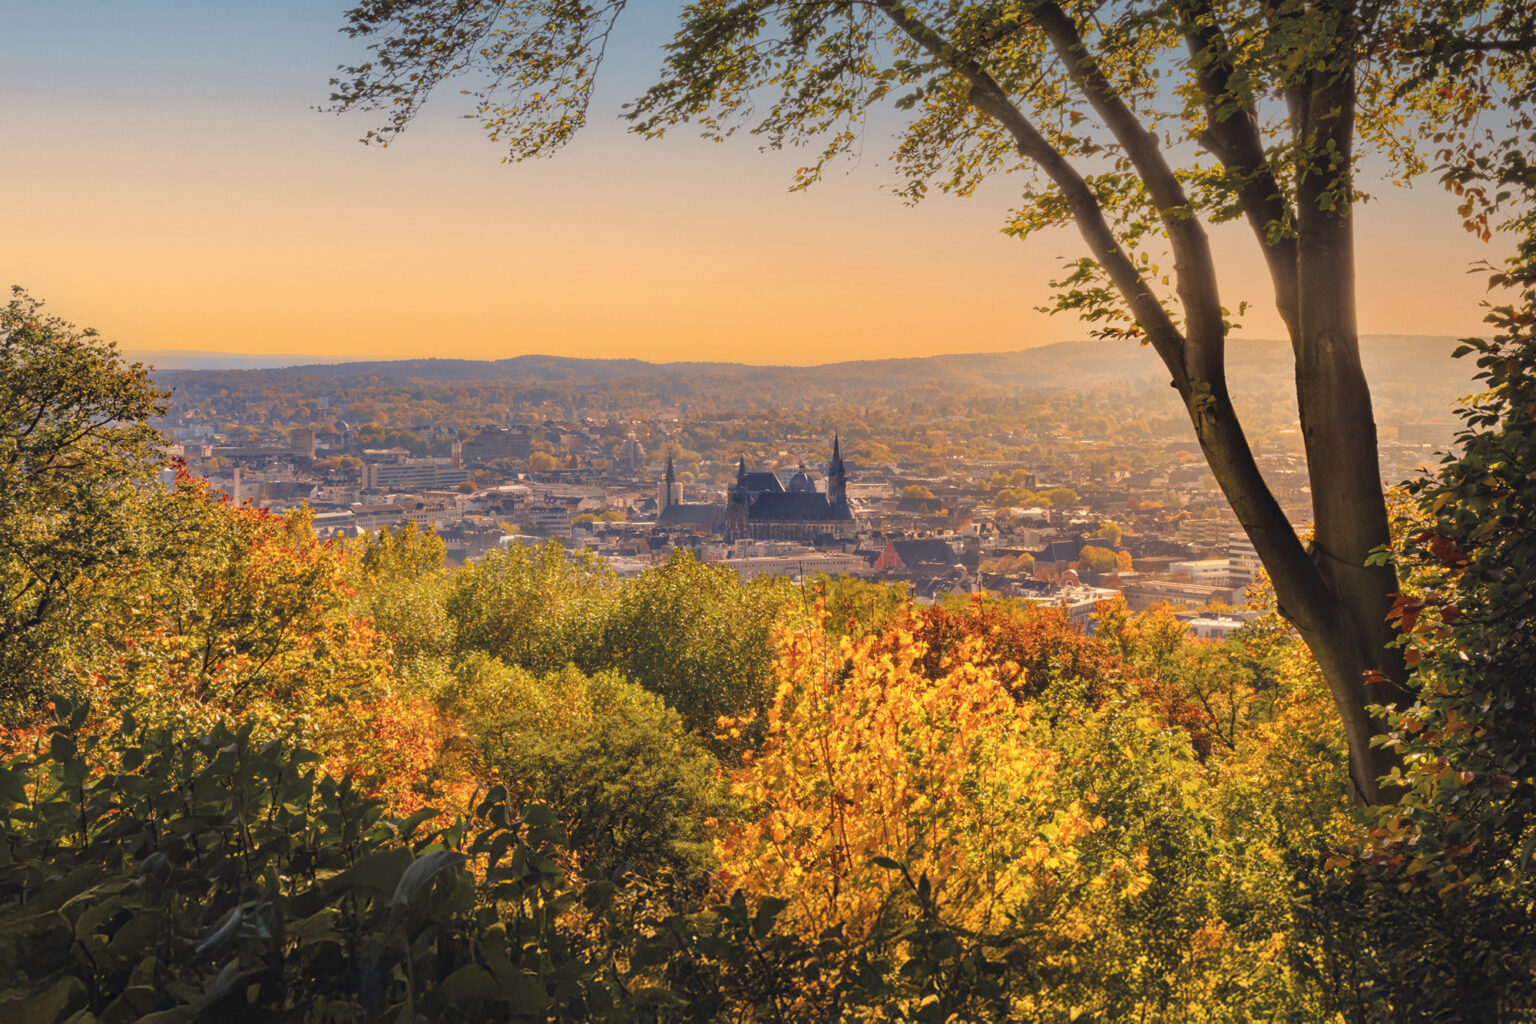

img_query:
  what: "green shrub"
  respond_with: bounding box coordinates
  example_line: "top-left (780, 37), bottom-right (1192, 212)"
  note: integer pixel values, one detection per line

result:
top-left (588, 551), bottom-right (792, 741)
top-left (0, 700), bottom-right (615, 1022)
top-left (352, 521), bottom-right (456, 677)
top-left (448, 540), bottom-right (613, 673)
top-left (448, 546), bottom-right (791, 745)
top-left (454, 658), bottom-right (733, 891)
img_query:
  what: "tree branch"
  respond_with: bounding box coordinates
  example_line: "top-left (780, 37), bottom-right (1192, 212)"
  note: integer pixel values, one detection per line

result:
top-left (1032, 1), bottom-right (1227, 358)
top-left (868, 0), bottom-right (1188, 375)
top-left (1173, 0), bottom-right (1302, 342)
top-left (871, 1), bottom-right (1332, 664)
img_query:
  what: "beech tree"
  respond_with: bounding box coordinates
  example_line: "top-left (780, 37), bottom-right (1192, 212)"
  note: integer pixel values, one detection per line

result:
top-left (328, 1), bottom-right (1536, 803)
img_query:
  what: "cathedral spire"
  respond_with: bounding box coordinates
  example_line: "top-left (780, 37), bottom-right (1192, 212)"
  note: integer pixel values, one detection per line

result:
top-left (661, 454), bottom-right (677, 510)
top-left (828, 434), bottom-right (848, 510)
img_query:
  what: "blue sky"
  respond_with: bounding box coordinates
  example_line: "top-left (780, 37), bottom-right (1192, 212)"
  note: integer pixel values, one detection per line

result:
top-left (0, 2), bottom-right (1498, 363)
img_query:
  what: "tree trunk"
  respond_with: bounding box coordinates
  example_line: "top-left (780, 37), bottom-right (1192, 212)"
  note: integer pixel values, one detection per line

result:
top-left (1283, 43), bottom-right (1412, 803)
top-left (882, 0), bottom-right (1409, 803)
top-left (1184, 351), bottom-right (1402, 803)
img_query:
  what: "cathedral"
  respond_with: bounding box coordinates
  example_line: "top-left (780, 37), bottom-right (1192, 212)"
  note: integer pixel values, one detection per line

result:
top-left (724, 437), bottom-right (857, 542)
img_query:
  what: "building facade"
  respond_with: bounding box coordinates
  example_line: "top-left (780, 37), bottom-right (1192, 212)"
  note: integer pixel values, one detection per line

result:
top-left (724, 437), bottom-right (857, 542)
top-left (364, 459), bottom-right (471, 491)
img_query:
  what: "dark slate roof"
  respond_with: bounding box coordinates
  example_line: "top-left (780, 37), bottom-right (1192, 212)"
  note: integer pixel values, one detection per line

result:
top-left (744, 471), bottom-right (784, 494)
top-left (656, 503), bottom-right (724, 528)
top-left (891, 539), bottom-right (959, 567)
top-left (896, 496), bottom-right (945, 513)
top-left (1037, 538), bottom-right (1086, 563)
top-left (748, 492), bottom-right (852, 522)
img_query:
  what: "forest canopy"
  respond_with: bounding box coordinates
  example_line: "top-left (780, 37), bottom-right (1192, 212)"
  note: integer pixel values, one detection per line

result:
top-left (6, 274), bottom-right (1536, 1017)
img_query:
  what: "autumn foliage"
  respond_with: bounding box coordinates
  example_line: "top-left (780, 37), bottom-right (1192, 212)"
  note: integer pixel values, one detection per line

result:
top-left (718, 605), bottom-right (1104, 944)
top-left (15, 285), bottom-right (1536, 1018)
top-left (2, 469), bottom-right (466, 821)
top-left (705, 600), bottom-right (1360, 1018)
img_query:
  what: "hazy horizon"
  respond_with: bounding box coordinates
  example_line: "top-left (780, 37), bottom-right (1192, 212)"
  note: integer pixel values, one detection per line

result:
top-left (3, 3), bottom-right (1502, 363)
top-left (125, 332), bottom-right (1472, 376)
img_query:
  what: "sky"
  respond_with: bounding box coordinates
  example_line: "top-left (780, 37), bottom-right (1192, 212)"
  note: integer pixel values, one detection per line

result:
top-left (0, 2), bottom-right (1503, 365)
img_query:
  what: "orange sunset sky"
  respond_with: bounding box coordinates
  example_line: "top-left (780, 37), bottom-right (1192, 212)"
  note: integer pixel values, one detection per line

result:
top-left (1, 3), bottom-right (1501, 366)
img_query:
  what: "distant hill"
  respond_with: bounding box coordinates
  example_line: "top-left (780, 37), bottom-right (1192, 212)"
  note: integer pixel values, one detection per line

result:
top-left (147, 335), bottom-right (1477, 399)
top-left (124, 350), bottom-right (348, 371)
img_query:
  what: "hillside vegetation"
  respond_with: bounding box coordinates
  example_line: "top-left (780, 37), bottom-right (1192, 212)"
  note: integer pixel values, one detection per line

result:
top-left (4, 288), bottom-right (1535, 1020)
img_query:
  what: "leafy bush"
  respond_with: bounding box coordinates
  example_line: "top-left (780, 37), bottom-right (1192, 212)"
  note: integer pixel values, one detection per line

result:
top-left (714, 605), bottom-right (1344, 1019)
top-left (894, 598), bottom-right (1134, 701)
top-left (0, 290), bottom-right (165, 717)
top-left (807, 573), bottom-right (909, 640)
top-left (91, 476), bottom-right (393, 736)
top-left (588, 551), bottom-right (793, 741)
top-left (51, 473), bottom-right (451, 815)
top-left (0, 700), bottom-right (620, 1022)
top-left (718, 608), bottom-right (1103, 951)
top-left (453, 657), bottom-right (732, 891)
top-left (449, 547), bottom-right (791, 745)
top-left (350, 521), bottom-right (456, 678)
top-left (448, 540), bottom-right (613, 673)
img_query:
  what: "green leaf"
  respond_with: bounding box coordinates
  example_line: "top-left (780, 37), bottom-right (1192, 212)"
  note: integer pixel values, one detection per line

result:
top-left (289, 907), bottom-right (341, 946)
top-left (194, 906), bottom-right (243, 959)
top-left (0, 766), bottom-right (28, 807)
top-left (632, 986), bottom-right (687, 1009)
top-left (496, 969), bottom-right (548, 1015)
top-left (752, 896), bottom-right (789, 938)
top-left (0, 975), bottom-right (88, 1024)
top-left (520, 804), bottom-right (558, 828)
top-left (436, 964), bottom-right (499, 1003)
top-left (105, 910), bottom-right (161, 959)
top-left (393, 850), bottom-right (467, 907)
top-left (130, 1007), bottom-right (196, 1024)
top-left (99, 983), bottom-right (161, 1022)
top-left (631, 937), bottom-right (673, 967)
top-left (49, 731), bottom-right (77, 764)
top-left (352, 846), bottom-right (414, 895)
top-left (395, 806), bottom-right (440, 841)
top-left (199, 958), bottom-right (261, 1010)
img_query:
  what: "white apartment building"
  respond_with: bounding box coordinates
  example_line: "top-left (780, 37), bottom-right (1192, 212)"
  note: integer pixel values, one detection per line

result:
top-left (1170, 558), bottom-right (1233, 585)
top-left (1226, 534), bottom-right (1264, 585)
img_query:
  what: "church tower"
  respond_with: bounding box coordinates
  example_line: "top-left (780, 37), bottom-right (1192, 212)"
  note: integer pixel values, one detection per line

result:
top-left (658, 454), bottom-right (680, 510)
top-left (729, 456), bottom-right (748, 504)
top-left (725, 455), bottom-right (749, 540)
top-left (828, 434), bottom-right (848, 512)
